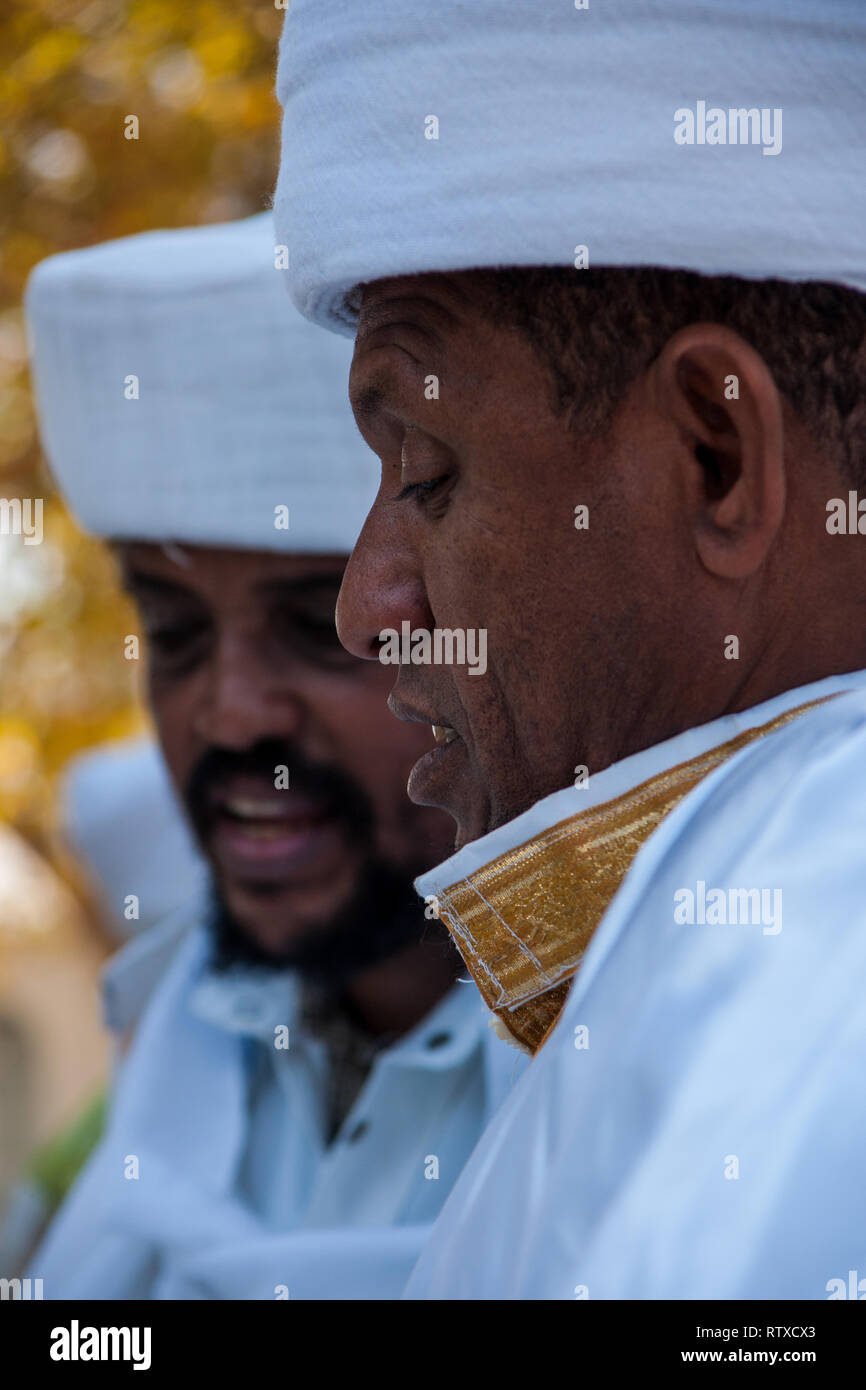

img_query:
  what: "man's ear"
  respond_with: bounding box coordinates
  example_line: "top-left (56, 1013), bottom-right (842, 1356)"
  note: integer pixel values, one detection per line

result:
top-left (650, 323), bottom-right (786, 580)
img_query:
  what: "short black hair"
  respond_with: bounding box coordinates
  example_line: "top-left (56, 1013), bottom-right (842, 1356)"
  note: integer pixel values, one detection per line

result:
top-left (475, 266), bottom-right (866, 487)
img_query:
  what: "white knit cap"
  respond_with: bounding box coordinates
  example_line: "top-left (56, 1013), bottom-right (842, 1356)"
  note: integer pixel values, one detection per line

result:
top-left (26, 214), bottom-right (377, 550)
top-left (274, 0), bottom-right (866, 334)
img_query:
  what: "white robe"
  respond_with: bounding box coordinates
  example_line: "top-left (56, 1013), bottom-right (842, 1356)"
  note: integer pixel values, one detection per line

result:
top-left (30, 913), bottom-right (525, 1300)
top-left (406, 670), bottom-right (866, 1299)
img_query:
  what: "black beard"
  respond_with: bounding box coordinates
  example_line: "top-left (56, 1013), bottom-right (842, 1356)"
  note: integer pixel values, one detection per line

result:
top-left (206, 858), bottom-right (455, 987)
top-left (183, 736), bottom-right (455, 985)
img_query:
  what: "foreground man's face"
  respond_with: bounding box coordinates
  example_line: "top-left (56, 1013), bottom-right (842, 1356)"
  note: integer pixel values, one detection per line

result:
top-left (337, 271), bottom-right (850, 852)
top-left (336, 274), bottom-right (635, 848)
top-left (121, 543), bottom-right (454, 954)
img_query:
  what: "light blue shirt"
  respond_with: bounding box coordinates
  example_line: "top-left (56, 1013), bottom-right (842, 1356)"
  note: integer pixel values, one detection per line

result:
top-left (31, 910), bottom-right (525, 1299)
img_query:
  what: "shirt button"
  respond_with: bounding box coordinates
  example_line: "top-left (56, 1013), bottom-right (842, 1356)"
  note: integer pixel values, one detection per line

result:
top-left (426, 1031), bottom-right (452, 1050)
top-left (346, 1119), bottom-right (369, 1143)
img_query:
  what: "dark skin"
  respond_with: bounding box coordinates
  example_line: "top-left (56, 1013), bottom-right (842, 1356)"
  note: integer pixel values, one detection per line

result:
top-left (119, 543), bottom-right (458, 1036)
top-left (335, 271), bottom-right (866, 850)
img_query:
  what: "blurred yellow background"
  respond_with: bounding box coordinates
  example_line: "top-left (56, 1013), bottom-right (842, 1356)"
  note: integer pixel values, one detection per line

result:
top-left (0, 0), bottom-right (283, 1202)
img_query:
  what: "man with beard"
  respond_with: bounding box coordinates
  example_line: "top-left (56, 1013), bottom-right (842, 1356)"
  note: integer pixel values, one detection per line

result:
top-left (23, 213), bottom-right (522, 1299)
top-left (274, 2), bottom-right (866, 1296)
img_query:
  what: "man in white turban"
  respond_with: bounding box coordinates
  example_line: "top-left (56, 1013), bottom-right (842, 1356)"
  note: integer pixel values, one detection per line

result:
top-left (274, 3), bottom-right (866, 1296)
top-left (22, 213), bottom-right (524, 1299)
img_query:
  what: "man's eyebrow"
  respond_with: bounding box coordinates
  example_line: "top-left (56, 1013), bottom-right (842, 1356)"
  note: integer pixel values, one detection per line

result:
top-left (355, 291), bottom-right (453, 351)
top-left (349, 356), bottom-right (420, 425)
top-left (351, 381), bottom-right (388, 424)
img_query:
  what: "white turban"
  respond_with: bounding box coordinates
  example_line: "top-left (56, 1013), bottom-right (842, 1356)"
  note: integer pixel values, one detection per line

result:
top-left (274, 0), bottom-right (866, 334)
top-left (27, 214), bottom-right (377, 551)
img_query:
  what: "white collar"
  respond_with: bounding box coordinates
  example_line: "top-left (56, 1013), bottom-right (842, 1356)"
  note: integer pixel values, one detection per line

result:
top-left (189, 962), bottom-right (303, 1041)
top-left (104, 899), bottom-right (489, 1064)
top-left (188, 964), bottom-right (488, 1069)
top-left (416, 668), bottom-right (866, 899)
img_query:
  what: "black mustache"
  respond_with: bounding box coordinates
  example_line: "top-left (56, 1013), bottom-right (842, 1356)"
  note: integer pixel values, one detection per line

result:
top-left (183, 739), bottom-right (374, 841)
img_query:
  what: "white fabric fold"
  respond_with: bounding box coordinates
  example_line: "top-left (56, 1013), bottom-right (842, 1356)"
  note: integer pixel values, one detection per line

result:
top-left (62, 738), bottom-right (206, 942)
top-left (30, 921), bottom-right (527, 1299)
top-left (405, 673), bottom-right (866, 1298)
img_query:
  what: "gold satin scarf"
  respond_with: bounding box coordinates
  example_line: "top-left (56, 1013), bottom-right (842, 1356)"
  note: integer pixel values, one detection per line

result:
top-left (432, 697), bottom-right (835, 1055)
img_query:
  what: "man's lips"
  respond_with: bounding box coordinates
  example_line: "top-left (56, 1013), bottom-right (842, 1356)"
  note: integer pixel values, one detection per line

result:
top-left (203, 778), bottom-right (346, 880)
top-left (406, 732), bottom-right (466, 808)
top-left (386, 697), bottom-right (466, 806)
top-left (388, 695), bottom-right (461, 744)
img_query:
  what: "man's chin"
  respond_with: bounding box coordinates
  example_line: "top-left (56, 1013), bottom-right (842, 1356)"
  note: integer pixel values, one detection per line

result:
top-left (207, 857), bottom-right (448, 986)
top-left (220, 875), bottom-right (359, 955)
top-left (451, 794), bottom-right (498, 853)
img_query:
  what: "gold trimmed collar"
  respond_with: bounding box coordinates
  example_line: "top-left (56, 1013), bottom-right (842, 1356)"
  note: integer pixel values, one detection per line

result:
top-left (432, 697), bottom-right (836, 1054)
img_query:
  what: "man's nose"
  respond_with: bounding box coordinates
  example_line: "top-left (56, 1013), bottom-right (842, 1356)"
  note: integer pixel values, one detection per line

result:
top-left (191, 634), bottom-right (305, 750)
top-left (336, 503), bottom-right (432, 660)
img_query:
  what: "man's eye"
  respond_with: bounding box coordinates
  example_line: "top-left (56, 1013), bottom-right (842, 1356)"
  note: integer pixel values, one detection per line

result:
top-left (276, 608), bottom-right (340, 648)
top-left (292, 613), bottom-right (338, 641)
top-left (277, 610), bottom-right (356, 667)
top-left (396, 474), bottom-right (452, 508)
top-left (146, 623), bottom-right (207, 656)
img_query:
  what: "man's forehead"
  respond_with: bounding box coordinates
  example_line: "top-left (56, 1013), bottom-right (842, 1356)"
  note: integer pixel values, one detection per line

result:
top-left (356, 272), bottom-right (479, 340)
top-left (352, 273), bottom-right (489, 426)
